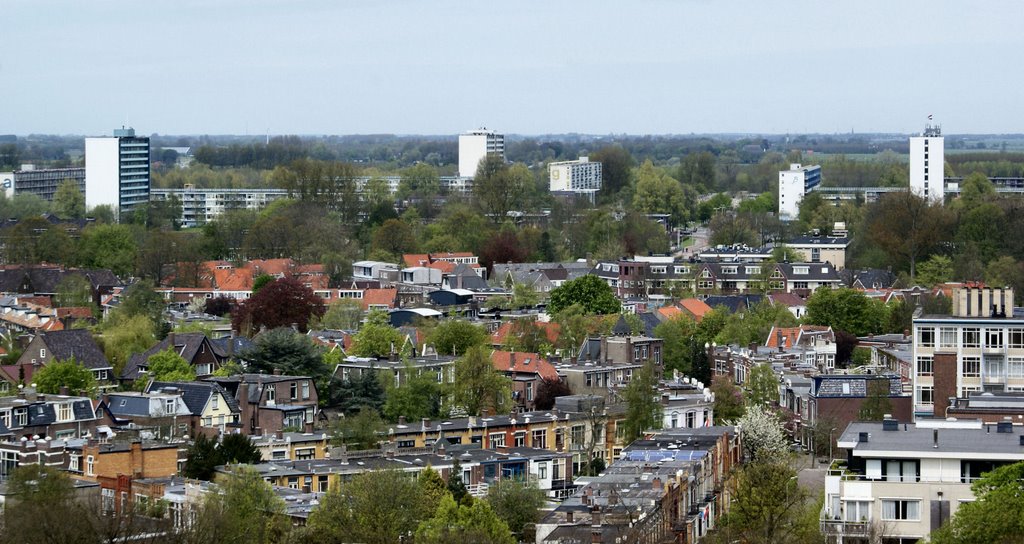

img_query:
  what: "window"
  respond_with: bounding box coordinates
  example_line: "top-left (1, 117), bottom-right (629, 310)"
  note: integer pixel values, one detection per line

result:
top-left (917, 386), bottom-right (934, 405)
top-left (1010, 328), bottom-right (1024, 349)
top-left (14, 409), bottom-right (27, 427)
top-left (963, 356), bottom-right (981, 377)
top-left (918, 327), bottom-right (935, 348)
top-left (301, 381), bottom-right (310, 399)
top-left (538, 463), bottom-right (548, 479)
top-left (296, 448), bottom-right (315, 460)
top-left (745, 266), bottom-right (761, 275)
top-left (102, 488), bottom-right (115, 513)
top-left (698, 280), bottom-right (715, 290)
top-left (571, 425), bottom-right (585, 446)
top-left (87, 455), bottom-right (95, 476)
top-left (721, 266), bottom-right (737, 275)
top-left (265, 385), bottom-right (275, 403)
top-left (514, 431), bottom-right (526, 448)
top-left (490, 433), bottom-right (505, 448)
top-left (288, 477), bottom-right (298, 490)
top-left (792, 266), bottom-right (809, 275)
top-left (843, 500), bottom-right (872, 522)
top-left (525, 382), bottom-right (533, 402)
top-left (272, 450), bottom-right (288, 460)
top-left (40, 348), bottom-right (46, 359)
top-left (985, 357), bottom-right (1004, 378)
top-left (69, 455), bottom-right (80, 471)
top-left (939, 327), bottom-right (957, 349)
top-left (916, 356), bottom-right (933, 376)
top-left (1009, 358), bottom-right (1024, 379)
top-left (290, 382), bottom-right (298, 399)
top-left (686, 411), bottom-right (696, 428)
top-left (212, 395), bottom-right (219, 410)
top-left (964, 328), bottom-right (981, 348)
top-left (793, 282), bottom-right (808, 290)
top-left (531, 429), bottom-right (546, 449)
top-left (882, 499), bottom-right (920, 521)
top-left (57, 403), bottom-right (72, 422)
top-left (987, 329), bottom-right (1004, 349)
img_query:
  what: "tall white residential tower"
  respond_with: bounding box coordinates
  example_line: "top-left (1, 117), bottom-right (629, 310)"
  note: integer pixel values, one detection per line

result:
top-left (85, 127), bottom-right (151, 218)
top-left (458, 128), bottom-right (504, 178)
top-left (778, 163), bottom-right (822, 221)
top-left (909, 124), bottom-right (944, 203)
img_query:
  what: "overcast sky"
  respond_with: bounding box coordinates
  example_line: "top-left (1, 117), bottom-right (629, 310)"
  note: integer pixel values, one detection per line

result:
top-left (4, 1), bottom-right (1023, 136)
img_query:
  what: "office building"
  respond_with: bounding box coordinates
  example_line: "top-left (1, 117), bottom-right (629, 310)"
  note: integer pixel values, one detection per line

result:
top-left (912, 286), bottom-right (1020, 419)
top-left (778, 163), bottom-right (822, 221)
top-left (909, 124), bottom-right (944, 203)
top-left (549, 156), bottom-right (602, 193)
top-left (85, 127), bottom-right (150, 217)
top-left (458, 128), bottom-right (504, 178)
top-left (0, 165), bottom-right (85, 201)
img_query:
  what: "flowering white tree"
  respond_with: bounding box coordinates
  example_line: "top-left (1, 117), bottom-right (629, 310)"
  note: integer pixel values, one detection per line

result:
top-left (737, 404), bottom-right (789, 461)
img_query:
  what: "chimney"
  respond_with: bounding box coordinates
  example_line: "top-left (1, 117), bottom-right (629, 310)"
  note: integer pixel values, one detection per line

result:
top-left (661, 393), bottom-right (670, 406)
top-left (422, 417), bottom-right (431, 430)
top-left (276, 429), bottom-right (284, 439)
top-left (509, 352), bottom-right (516, 371)
top-left (590, 506), bottom-right (602, 544)
top-left (566, 511), bottom-right (574, 523)
top-left (59, 386), bottom-right (70, 396)
top-left (398, 416), bottom-right (407, 426)
top-left (272, 368), bottom-right (282, 376)
top-left (651, 476), bottom-right (662, 491)
top-left (777, 330), bottom-right (784, 353)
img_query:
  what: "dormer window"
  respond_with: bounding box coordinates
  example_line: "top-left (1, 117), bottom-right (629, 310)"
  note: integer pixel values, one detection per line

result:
top-left (793, 266), bottom-right (809, 275)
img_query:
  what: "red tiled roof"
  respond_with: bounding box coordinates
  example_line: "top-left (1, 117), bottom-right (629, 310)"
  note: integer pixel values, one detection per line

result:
top-left (490, 321), bottom-right (560, 346)
top-left (361, 288), bottom-right (397, 310)
top-left (490, 350), bottom-right (559, 381)
top-left (56, 307), bottom-right (94, 319)
top-left (679, 298), bottom-right (713, 322)
top-left (657, 306), bottom-right (683, 320)
top-left (766, 326), bottom-right (802, 348)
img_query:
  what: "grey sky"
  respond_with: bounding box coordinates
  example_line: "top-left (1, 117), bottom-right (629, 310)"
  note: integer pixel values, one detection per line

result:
top-left (4, 1), bottom-right (1023, 136)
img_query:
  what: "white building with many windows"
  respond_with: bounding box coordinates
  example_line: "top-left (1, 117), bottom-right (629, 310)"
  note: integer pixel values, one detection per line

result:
top-left (778, 163), bottom-right (822, 221)
top-left (909, 124), bottom-right (945, 203)
top-left (912, 286), bottom-right (1021, 419)
top-left (548, 156), bottom-right (602, 193)
top-left (458, 128), bottom-right (504, 178)
top-left (85, 127), bottom-right (150, 218)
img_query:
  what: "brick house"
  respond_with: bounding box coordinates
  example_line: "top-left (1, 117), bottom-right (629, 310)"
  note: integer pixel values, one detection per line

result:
top-left (205, 374), bottom-right (320, 435)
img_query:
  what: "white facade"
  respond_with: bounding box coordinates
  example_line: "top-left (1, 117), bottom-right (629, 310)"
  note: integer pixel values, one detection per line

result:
top-left (458, 129), bottom-right (504, 178)
top-left (778, 163), bottom-right (822, 221)
top-left (549, 156), bottom-right (603, 193)
top-left (85, 137), bottom-right (122, 210)
top-left (909, 125), bottom-right (945, 203)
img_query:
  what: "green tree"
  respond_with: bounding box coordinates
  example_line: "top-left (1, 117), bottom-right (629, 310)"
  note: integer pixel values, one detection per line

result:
top-left (473, 155), bottom-right (528, 223)
top-left (428, 320), bottom-right (488, 356)
top-left (857, 380), bottom-right (894, 421)
top-left (866, 191), bottom-right (953, 281)
top-left (52, 178), bottom-right (86, 219)
top-left (371, 218), bottom-right (418, 260)
top-left (182, 433), bottom-right (222, 480)
top-left (382, 363), bottom-right (442, 422)
top-left (202, 466), bottom-right (288, 544)
top-left (331, 366), bottom-right (386, 414)
top-left (78, 223), bottom-right (138, 277)
top-left (916, 254), bottom-right (954, 287)
top-left (1, 464), bottom-right (97, 544)
top-left (622, 360), bottom-right (662, 442)
top-left (146, 347), bottom-right (196, 382)
top-left (450, 345), bottom-right (512, 416)
top-left (219, 433), bottom-right (263, 465)
top-left (33, 358), bottom-right (97, 396)
top-left (315, 298), bottom-right (364, 330)
top-left (717, 300), bottom-right (798, 346)
top-left (305, 469), bottom-right (428, 544)
top-left (632, 160), bottom-right (689, 224)
top-left (986, 256), bottom-right (1024, 293)
top-left (252, 274), bottom-right (275, 293)
top-left (654, 315), bottom-right (699, 375)
top-left (679, 151), bottom-right (716, 191)
top-left (714, 461), bottom-right (820, 544)
top-left (243, 328), bottom-right (327, 378)
top-left (416, 494), bottom-right (515, 544)
top-left (804, 287), bottom-right (889, 337)
top-left (448, 458), bottom-right (470, 503)
top-left (418, 466), bottom-right (452, 516)
top-left (97, 314), bottom-right (158, 377)
top-left (512, 282), bottom-right (541, 309)
top-left (930, 460), bottom-right (1024, 544)
top-left (547, 274), bottom-right (620, 315)
top-left (486, 478), bottom-right (546, 541)
top-left (350, 310), bottom-right (404, 358)
top-left (589, 144), bottom-right (634, 198)
top-left (54, 274), bottom-right (95, 309)
top-left (330, 406), bottom-right (385, 450)
top-left (711, 375), bottom-right (745, 424)
top-left (746, 363), bottom-right (779, 408)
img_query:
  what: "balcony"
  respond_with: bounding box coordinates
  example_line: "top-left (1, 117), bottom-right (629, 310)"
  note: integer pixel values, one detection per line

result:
top-left (820, 517), bottom-right (870, 538)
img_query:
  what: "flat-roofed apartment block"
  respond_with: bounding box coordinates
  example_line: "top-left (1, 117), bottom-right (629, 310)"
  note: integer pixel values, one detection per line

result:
top-left (912, 286), bottom-right (1022, 419)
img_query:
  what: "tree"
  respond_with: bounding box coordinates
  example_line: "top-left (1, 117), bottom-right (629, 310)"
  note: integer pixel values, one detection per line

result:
top-left (350, 310), bottom-right (404, 358)
top-left (204, 295), bottom-right (234, 317)
top-left (146, 347), bottom-right (196, 382)
top-left (450, 345), bottom-right (512, 416)
top-left (201, 466), bottom-right (288, 544)
top-left (33, 358), bottom-right (97, 396)
top-left (418, 466), bottom-right (452, 516)
top-left (428, 320), bottom-right (488, 356)
top-left (232, 277), bottom-right (325, 334)
top-left (243, 328), bottom-right (326, 378)
top-left (371, 219), bottom-right (418, 260)
top-left (930, 460), bottom-right (1024, 544)
top-left (916, 254), bottom-right (954, 287)
top-left (746, 363), bottom-right (778, 408)
top-left (486, 478), bottom-right (546, 541)
top-left (182, 433), bottom-right (222, 480)
top-left (52, 178), bottom-right (86, 219)
top-left (678, 151), bottom-right (716, 191)
top-left (711, 375), bottom-right (745, 423)
top-left (473, 155), bottom-right (528, 223)
top-left (804, 288), bottom-right (889, 337)
top-left (400, 163), bottom-right (442, 215)
top-left (417, 494), bottom-right (515, 544)
top-left (218, 433), bottom-right (262, 465)
top-left (117, 280), bottom-right (168, 336)
top-left (1, 465), bottom-right (98, 544)
top-left (736, 404), bottom-right (789, 462)
top-left (547, 274), bottom-right (620, 315)
top-left (866, 191), bottom-right (952, 281)
top-left (857, 380), bottom-right (894, 421)
top-left (78, 223), bottom-right (138, 277)
top-left (316, 298), bottom-right (364, 330)
top-left (622, 360), bottom-right (662, 443)
top-left (252, 273), bottom-right (275, 293)
top-left (714, 460), bottom-right (820, 544)
top-left (330, 406), bottom-right (385, 450)
top-left (97, 313), bottom-right (158, 377)
top-left (655, 315), bottom-right (699, 375)
top-left (305, 469), bottom-right (428, 544)
top-left (511, 281), bottom-right (541, 309)
top-left (632, 160), bottom-right (689, 224)
top-left (54, 274), bottom-right (94, 309)
top-left (717, 300), bottom-right (798, 346)
top-left (331, 366), bottom-right (386, 414)
top-left (534, 377), bottom-right (571, 411)
top-left (383, 362), bottom-right (442, 422)
top-left (834, 330), bottom-right (858, 367)
top-left (589, 144), bottom-right (634, 198)
top-left (448, 459), bottom-right (470, 503)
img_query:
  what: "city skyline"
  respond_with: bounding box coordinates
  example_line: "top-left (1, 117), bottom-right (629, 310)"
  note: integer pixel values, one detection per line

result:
top-left (5, 1), bottom-right (1024, 136)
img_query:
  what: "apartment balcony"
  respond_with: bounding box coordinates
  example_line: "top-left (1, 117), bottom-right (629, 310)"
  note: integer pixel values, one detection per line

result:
top-left (820, 517), bottom-right (871, 538)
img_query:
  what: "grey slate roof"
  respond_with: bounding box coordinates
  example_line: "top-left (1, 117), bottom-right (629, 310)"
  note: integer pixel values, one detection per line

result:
top-left (122, 332), bottom-right (223, 380)
top-left (813, 375), bottom-right (904, 398)
top-left (840, 421), bottom-right (1024, 456)
top-left (106, 394), bottom-right (154, 417)
top-left (39, 330), bottom-right (111, 370)
top-left (149, 380), bottom-right (240, 415)
top-left (702, 295), bottom-right (763, 314)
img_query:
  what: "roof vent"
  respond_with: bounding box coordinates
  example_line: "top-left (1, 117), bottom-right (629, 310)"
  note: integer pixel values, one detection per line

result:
top-left (997, 421), bottom-right (1013, 434)
top-left (882, 416), bottom-right (898, 432)
top-left (858, 432), bottom-right (869, 443)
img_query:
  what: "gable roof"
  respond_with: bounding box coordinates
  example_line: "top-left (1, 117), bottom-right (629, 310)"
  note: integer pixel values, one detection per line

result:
top-left (38, 329), bottom-right (110, 369)
top-left (678, 298), bottom-right (713, 322)
top-left (491, 350), bottom-right (559, 381)
top-left (767, 292), bottom-right (807, 308)
top-left (122, 332), bottom-right (221, 380)
top-left (361, 288), bottom-right (397, 310)
top-left (490, 321), bottom-right (561, 346)
top-left (148, 380), bottom-right (240, 414)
